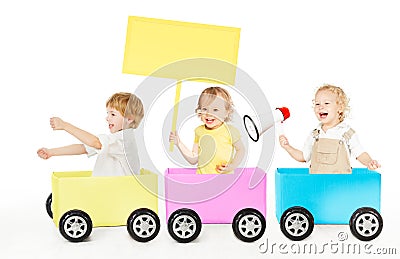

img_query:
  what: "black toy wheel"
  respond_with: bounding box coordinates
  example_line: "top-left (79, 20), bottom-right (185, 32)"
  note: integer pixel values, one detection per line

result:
top-left (349, 207), bottom-right (383, 241)
top-left (127, 208), bottom-right (160, 242)
top-left (280, 206), bottom-right (314, 241)
top-left (59, 210), bottom-right (92, 242)
top-left (46, 193), bottom-right (53, 219)
top-left (232, 208), bottom-right (266, 242)
top-left (167, 208), bottom-right (202, 243)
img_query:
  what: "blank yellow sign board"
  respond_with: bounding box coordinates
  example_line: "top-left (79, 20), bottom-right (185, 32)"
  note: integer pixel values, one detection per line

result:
top-left (123, 16), bottom-right (240, 85)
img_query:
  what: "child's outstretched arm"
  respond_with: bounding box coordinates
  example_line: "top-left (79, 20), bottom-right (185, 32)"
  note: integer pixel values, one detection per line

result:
top-left (37, 144), bottom-right (87, 159)
top-left (169, 131), bottom-right (199, 165)
top-left (50, 117), bottom-right (101, 149)
top-left (216, 139), bottom-right (245, 173)
top-left (357, 152), bottom-right (381, 170)
top-left (279, 135), bottom-right (306, 162)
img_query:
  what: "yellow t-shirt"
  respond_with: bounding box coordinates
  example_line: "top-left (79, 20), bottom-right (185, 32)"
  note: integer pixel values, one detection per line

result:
top-left (194, 123), bottom-right (241, 174)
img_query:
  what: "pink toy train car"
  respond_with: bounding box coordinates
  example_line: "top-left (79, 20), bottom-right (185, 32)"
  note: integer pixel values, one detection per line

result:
top-left (165, 167), bottom-right (266, 242)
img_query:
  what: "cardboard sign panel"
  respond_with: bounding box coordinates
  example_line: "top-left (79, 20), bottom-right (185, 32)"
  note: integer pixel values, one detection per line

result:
top-left (123, 16), bottom-right (240, 85)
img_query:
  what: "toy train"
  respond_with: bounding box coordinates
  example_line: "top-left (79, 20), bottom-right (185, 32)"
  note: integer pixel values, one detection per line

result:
top-left (45, 166), bottom-right (382, 243)
top-left (44, 107), bottom-right (382, 243)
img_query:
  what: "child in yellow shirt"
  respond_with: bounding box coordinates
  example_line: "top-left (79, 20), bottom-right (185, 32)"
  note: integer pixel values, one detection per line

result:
top-left (169, 87), bottom-right (244, 174)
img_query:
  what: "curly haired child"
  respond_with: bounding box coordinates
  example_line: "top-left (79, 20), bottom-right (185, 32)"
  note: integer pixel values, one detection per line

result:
top-left (279, 85), bottom-right (380, 173)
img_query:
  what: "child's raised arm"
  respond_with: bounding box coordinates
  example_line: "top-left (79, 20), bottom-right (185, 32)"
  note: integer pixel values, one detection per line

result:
top-left (37, 144), bottom-right (87, 159)
top-left (279, 135), bottom-right (306, 163)
top-left (169, 131), bottom-right (199, 165)
top-left (50, 117), bottom-right (101, 149)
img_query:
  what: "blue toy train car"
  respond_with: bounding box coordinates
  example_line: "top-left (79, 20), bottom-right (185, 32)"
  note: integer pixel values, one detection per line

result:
top-left (275, 168), bottom-right (382, 241)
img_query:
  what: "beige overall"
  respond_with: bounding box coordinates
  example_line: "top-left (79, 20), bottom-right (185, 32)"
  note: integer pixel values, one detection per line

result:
top-left (310, 128), bottom-right (355, 174)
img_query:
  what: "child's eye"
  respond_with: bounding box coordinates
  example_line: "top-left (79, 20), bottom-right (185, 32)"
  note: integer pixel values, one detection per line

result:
top-left (213, 108), bottom-right (219, 112)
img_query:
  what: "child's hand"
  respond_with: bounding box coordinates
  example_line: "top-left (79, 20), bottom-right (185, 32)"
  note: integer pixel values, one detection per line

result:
top-left (169, 131), bottom-right (180, 146)
top-left (279, 135), bottom-right (289, 148)
top-left (367, 160), bottom-right (381, 170)
top-left (50, 117), bottom-right (66, 130)
top-left (216, 162), bottom-right (231, 173)
top-left (37, 148), bottom-right (52, 159)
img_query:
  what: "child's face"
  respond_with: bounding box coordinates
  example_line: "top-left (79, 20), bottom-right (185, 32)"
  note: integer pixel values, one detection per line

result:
top-left (313, 90), bottom-right (342, 127)
top-left (106, 106), bottom-right (125, 133)
top-left (198, 94), bottom-right (229, 130)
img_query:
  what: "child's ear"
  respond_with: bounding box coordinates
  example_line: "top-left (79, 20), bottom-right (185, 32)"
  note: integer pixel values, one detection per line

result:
top-left (125, 116), bottom-right (134, 124)
top-left (337, 101), bottom-right (344, 113)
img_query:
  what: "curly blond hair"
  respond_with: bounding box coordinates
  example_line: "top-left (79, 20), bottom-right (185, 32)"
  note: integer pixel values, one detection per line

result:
top-left (315, 84), bottom-right (350, 122)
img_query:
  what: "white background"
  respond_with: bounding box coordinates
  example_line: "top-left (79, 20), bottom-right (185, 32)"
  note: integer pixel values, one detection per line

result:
top-left (1, 0), bottom-right (399, 258)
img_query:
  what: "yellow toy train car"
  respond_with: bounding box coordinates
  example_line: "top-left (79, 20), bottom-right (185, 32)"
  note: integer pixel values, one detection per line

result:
top-left (46, 170), bottom-right (159, 242)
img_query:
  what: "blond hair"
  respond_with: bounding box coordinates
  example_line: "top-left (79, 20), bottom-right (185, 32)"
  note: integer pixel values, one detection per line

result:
top-left (106, 92), bottom-right (144, 129)
top-left (196, 87), bottom-right (234, 121)
top-left (315, 84), bottom-right (349, 122)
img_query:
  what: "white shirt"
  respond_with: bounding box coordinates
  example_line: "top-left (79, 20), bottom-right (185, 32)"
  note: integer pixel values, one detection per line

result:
top-left (302, 122), bottom-right (365, 163)
top-left (85, 128), bottom-right (140, 176)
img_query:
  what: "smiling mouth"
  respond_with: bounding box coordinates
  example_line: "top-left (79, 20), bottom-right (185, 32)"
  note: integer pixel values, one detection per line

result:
top-left (319, 112), bottom-right (328, 119)
top-left (205, 118), bottom-right (215, 124)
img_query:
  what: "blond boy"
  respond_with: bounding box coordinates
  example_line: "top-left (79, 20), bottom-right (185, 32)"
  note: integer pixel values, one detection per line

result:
top-left (37, 92), bottom-right (144, 176)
